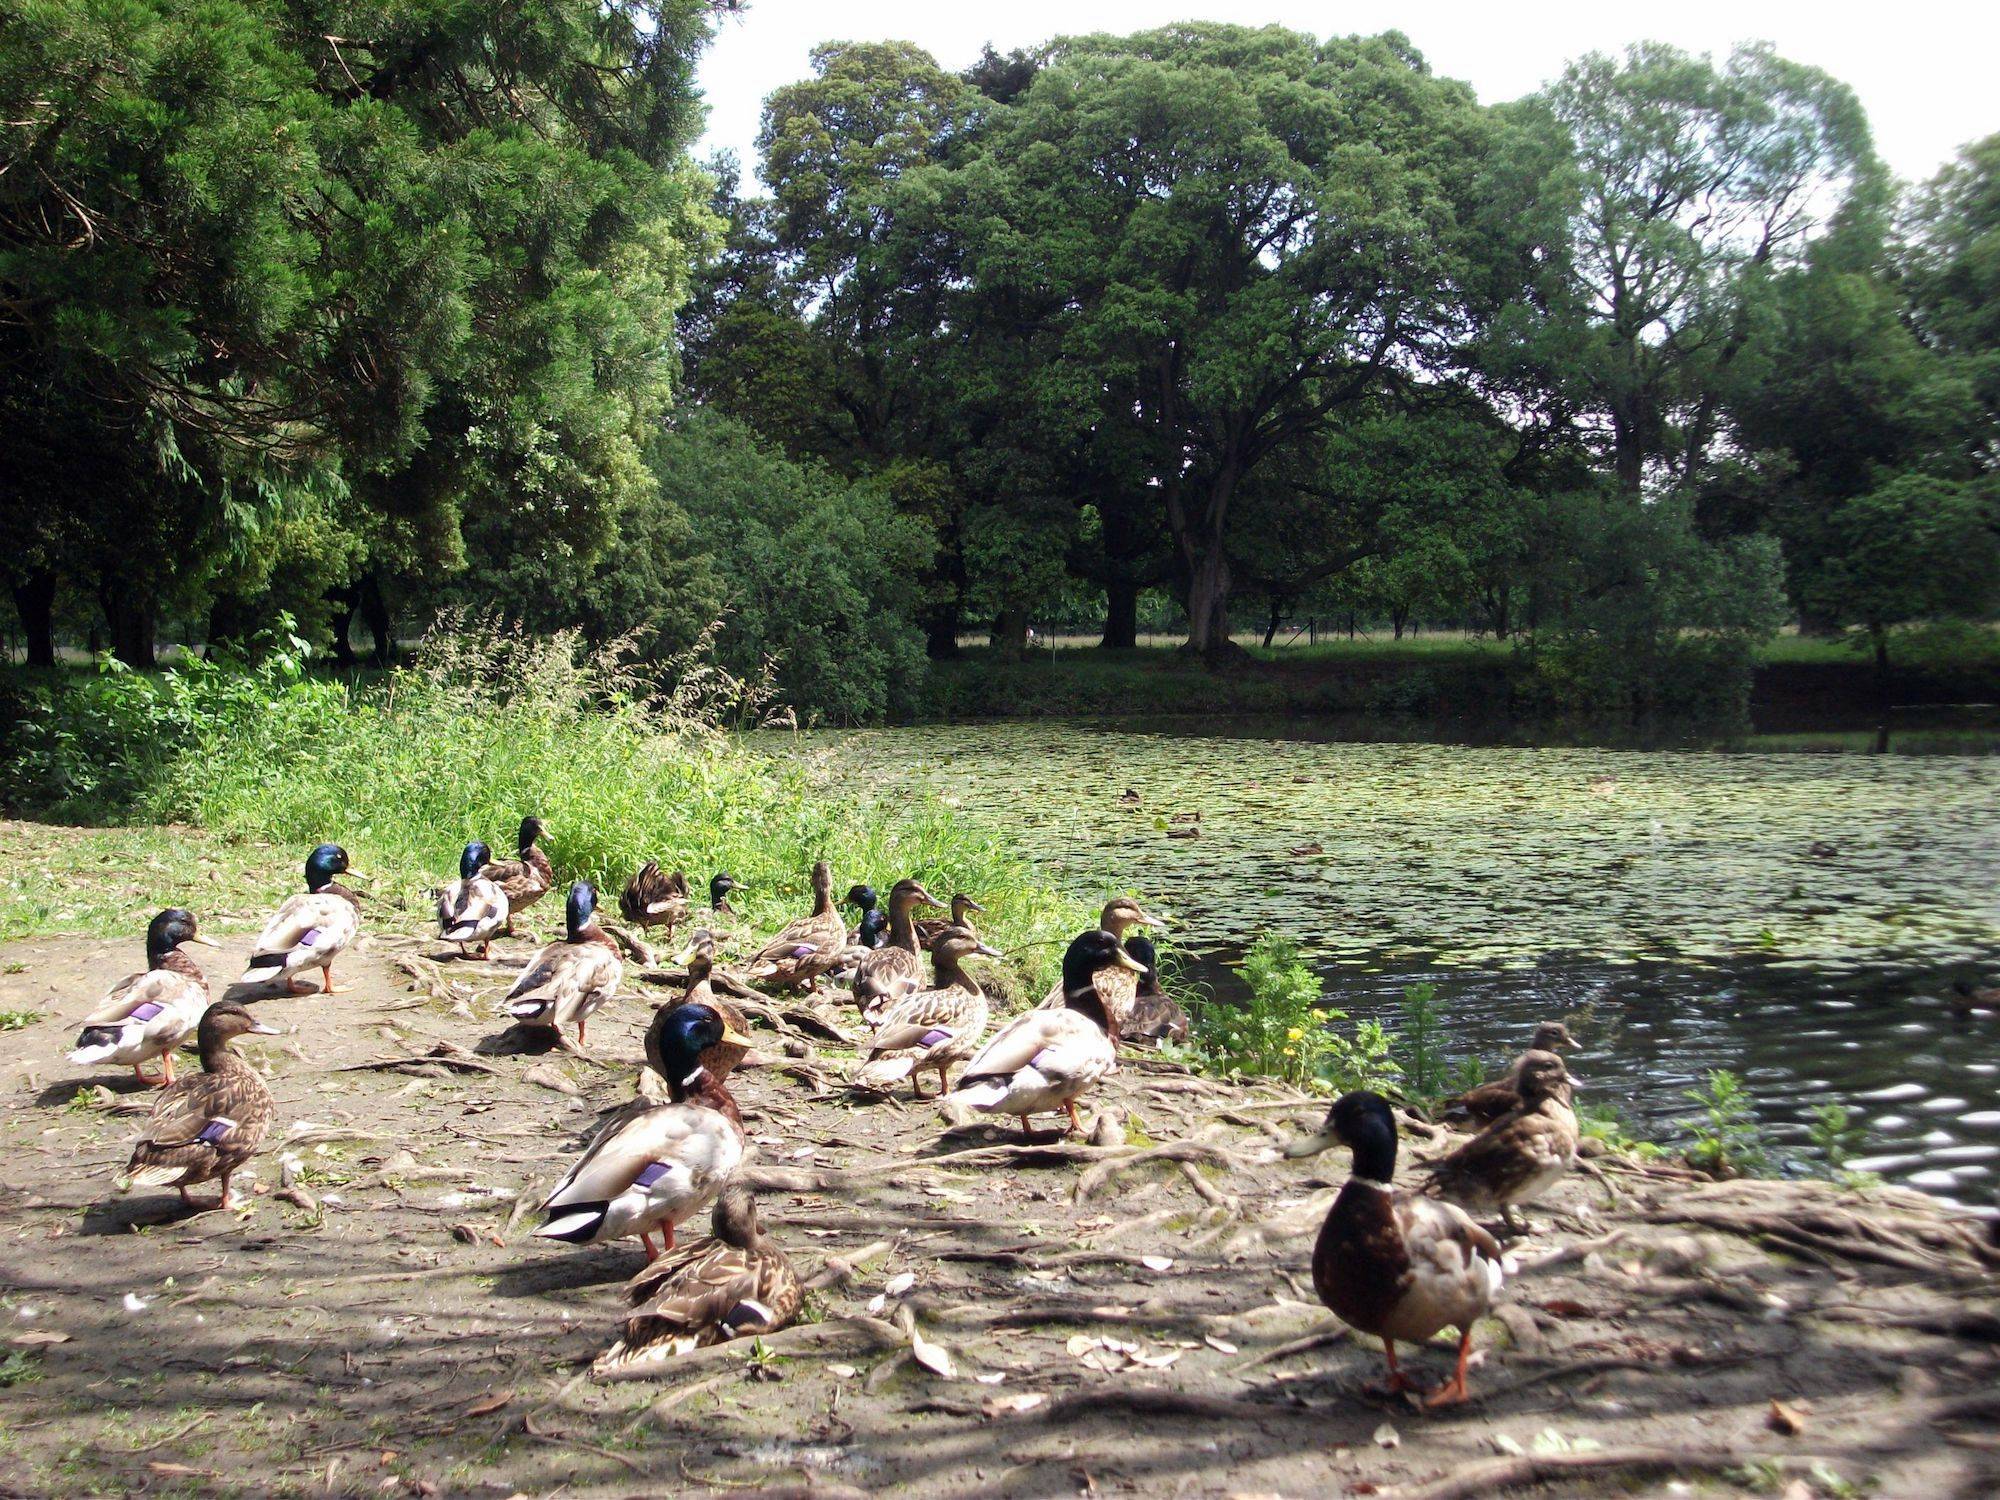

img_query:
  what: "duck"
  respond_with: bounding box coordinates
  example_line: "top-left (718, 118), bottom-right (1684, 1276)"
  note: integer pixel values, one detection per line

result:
top-left (655, 937), bottom-right (751, 1084)
top-left (952, 930), bottom-right (1142, 1135)
top-left (69, 909), bottom-right (218, 1087)
top-left (699, 873), bottom-right (746, 945)
top-left (535, 1002), bottom-right (752, 1259)
top-left (122, 1001), bottom-right (281, 1211)
top-left (914, 894), bottom-right (985, 949)
top-left (1120, 934), bottom-right (1190, 1046)
top-left (437, 841), bottom-right (509, 960)
top-left (845, 884), bottom-right (886, 949)
top-left (743, 861), bottom-right (845, 991)
top-left (855, 927), bottom-right (1002, 1097)
top-left (239, 843), bottom-right (365, 995)
top-left (505, 882), bottom-right (624, 1045)
top-left (620, 861), bottom-right (691, 942)
top-left (1951, 980), bottom-right (1999, 1017)
top-left (1036, 898), bottom-right (1162, 1016)
top-left (593, 1186), bottom-right (801, 1376)
top-left (1438, 1022), bottom-right (1578, 1126)
top-left (1284, 1090), bottom-right (1506, 1407)
top-left (1423, 1051), bottom-right (1579, 1234)
top-left (851, 878), bottom-right (945, 1015)
top-left (478, 816), bottom-right (554, 933)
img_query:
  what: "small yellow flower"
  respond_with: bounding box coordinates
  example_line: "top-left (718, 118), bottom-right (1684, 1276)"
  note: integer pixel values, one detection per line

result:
top-left (1286, 1026), bottom-right (1304, 1041)
top-left (1281, 1046), bottom-right (1296, 1058)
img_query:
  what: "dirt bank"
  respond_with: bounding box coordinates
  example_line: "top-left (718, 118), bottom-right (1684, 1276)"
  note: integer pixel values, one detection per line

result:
top-left (3, 926), bottom-right (1997, 1498)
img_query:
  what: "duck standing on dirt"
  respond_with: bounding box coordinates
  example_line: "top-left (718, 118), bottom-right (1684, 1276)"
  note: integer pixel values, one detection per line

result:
top-left (1284, 1090), bottom-right (1506, 1407)
top-left (505, 882), bottom-right (624, 1045)
top-left (123, 1001), bottom-right (280, 1211)
top-left (437, 841), bottom-right (509, 960)
top-left (743, 861), bottom-right (846, 991)
top-left (855, 926), bottom-right (1002, 1097)
top-left (914, 893), bottom-right (985, 949)
top-left (593, 1186), bottom-right (802, 1376)
top-left (852, 878), bottom-right (946, 1016)
top-left (535, 1003), bottom-right (753, 1259)
top-left (478, 816), bottom-right (554, 935)
top-left (1424, 1051), bottom-right (1579, 1233)
top-left (620, 862), bottom-right (691, 944)
top-left (1036, 898), bottom-right (1161, 1016)
top-left (239, 843), bottom-right (365, 995)
top-left (1438, 1021), bottom-right (1577, 1126)
top-left (952, 930), bottom-right (1143, 1135)
top-left (69, 909), bottom-right (219, 1087)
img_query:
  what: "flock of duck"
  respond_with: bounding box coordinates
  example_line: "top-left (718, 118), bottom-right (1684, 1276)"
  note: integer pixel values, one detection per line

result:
top-left (63, 816), bottom-right (1587, 1402)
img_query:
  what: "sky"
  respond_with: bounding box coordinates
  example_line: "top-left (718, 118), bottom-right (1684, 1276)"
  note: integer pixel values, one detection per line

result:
top-left (694, 1), bottom-right (1999, 187)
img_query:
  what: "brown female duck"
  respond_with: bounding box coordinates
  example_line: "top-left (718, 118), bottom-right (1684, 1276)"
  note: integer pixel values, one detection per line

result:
top-left (743, 861), bottom-right (845, 991)
top-left (1438, 1022), bottom-right (1577, 1126)
top-left (1036, 898), bottom-right (1161, 1014)
top-left (657, 937), bottom-right (751, 1083)
top-left (851, 878), bottom-right (945, 1014)
top-left (478, 816), bottom-right (554, 932)
top-left (914, 893), bottom-right (985, 949)
top-left (1424, 1051), bottom-right (1579, 1233)
top-left (123, 1002), bottom-right (281, 1210)
top-left (620, 862), bottom-right (691, 942)
top-left (855, 927), bottom-right (1002, 1097)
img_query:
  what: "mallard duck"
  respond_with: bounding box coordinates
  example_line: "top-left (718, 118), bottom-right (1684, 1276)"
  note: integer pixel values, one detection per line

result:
top-left (1952, 980), bottom-right (1999, 1016)
top-left (240, 844), bottom-right (365, 995)
top-left (743, 861), bottom-right (845, 991)
top-left (122, 1001), bottom-right (280, 1210)
top-left (1284, 1091), bottom-right (1506, 1407)
top-left (845, 884), bottom-right (886, 948)
top-left (1120, 934), bottom-right (1190, 1045)
top-left (478, 816), bottom-right (554, 932)
top-left (855, 927), bottom-right (1002, 1097)
top-left (851, 878), bottom-right (945, 1014)
top-left (437, 841), bottom-right (509, 960)
top-left (1423, 1051), bottom-right (1578, 1233)
top-left (952, 930), bottom-right (1141, 1135)
top-left (593, 1186), bottom-right (802, 1376)
top-left (621, 862), bottom-right (691, 942)
top-left (1035, 898), bottom-right (1161, 1015)
top-left (1438, 1023), bottom-right (1577, 1126)
top-left (69, 909), bottom-right (218, 1087)
top-left (535, 1003), bottom-right (752, 1259)
top-left (656, 938), bottom-right (751, 1083)
top-left (914, 893), bottom-right (985, 949)
top-left (506, 882), bottom-right (624, 1045)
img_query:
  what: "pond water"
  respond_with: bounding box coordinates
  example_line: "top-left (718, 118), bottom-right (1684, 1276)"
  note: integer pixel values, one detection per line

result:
top-left (819, 722), bottom-right (2000, 1208)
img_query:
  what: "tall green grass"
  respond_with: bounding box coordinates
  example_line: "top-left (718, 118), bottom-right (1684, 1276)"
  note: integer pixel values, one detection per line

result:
top-left (6, 621), bottom-right (1094, 987)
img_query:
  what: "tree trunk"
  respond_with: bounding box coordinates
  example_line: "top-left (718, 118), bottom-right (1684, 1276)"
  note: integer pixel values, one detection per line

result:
top-left (1872, 625), bottom-right (1891, 684)
top-left (99, 584), bottom-right (156, 669)
top-left (1261, 598), bottom-right (1282, 650)
top-left (1182, 546), bottom-right (1232, 657)
top-left (1100, 577), bottom-right (1139, 650)
top-left (12, 571), bottom-right (56, 667)
top-left (358, 574), bottom-right (394, 667)
top-left (326, 583), bottom-right (359, 667)
top-left (993, 607), bottom-right (1029, 657)
top-left (1611, 409), bottom-right (1645, 497)
top-left (1390, 606), bottom-right (1409, 641)
top-left (205, 590), bottom-right (262, 658)
top-left (923, 601), bottom-right (961, 660)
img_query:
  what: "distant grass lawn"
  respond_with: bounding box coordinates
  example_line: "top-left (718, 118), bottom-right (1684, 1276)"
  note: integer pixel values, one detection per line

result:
top-left (0, 820), bottom-right (298, 942)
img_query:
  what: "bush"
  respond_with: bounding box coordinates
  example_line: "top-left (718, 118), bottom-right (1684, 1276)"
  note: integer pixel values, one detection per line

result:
top-left (1192, 933), bottom-right (1399, 1093)
top-left (1680, 1069), bottom-right (1771, 1177)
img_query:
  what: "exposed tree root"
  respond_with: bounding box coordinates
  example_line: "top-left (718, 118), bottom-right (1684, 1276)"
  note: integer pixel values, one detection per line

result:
top-left (1386, 1446), bottom-right (1829, 1500)
top-left (590, 1316), bottom-right (904, 1383)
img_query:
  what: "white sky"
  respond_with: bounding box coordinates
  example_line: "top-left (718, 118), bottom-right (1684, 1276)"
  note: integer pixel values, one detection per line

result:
top-left (695, 1), bottom-right (1998, 187)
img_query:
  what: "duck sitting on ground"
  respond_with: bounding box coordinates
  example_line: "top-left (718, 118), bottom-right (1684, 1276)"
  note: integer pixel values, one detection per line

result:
top-left (438, 841), bottom-right (509, 960)
top-left (620, 862), bottom-right (691, 944)
top-left (535, 1003), bottom-right (752, 1260)
top-left (122, 1001), bottom-right (281, 1211)
top-left (851, 878), bottom-right (945, 1016)
top-left (845, 884), bottom-right (886, 948)
top-left (1285, 1090), bottom-right (1506, 1407)
top-left (1423, 1051), bottom-right (1579, 1234)
top-left (593, 1186), bottom-right (801, 1376)
top-left (1438, 1021), bottom-right (1577, 1126)
top-left (855, 927), bottom-right (1002, 1098)
top-left (69, 909), bottom-right (219, 1087)
top-left (239, 843), bottom-right (365, 995)
top-left (1036, 898), bottom-right (1161, 1014)
top-left (505, 882), bottom-right (624, 1046)
top-left (1120, 934), bottom-right (1191, 1045)
top-left (952, 930), bottom-right (1142, 1135)
top-left (914, 894), bottom-right (985, 949)
top-left (479, 816), bottom-right (554, 933)
top-left (743, 861), bottom-right (846, 991)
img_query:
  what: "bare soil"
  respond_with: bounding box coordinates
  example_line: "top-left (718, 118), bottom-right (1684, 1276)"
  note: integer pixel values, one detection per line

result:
top-left (3, 922), bottom-right (1998, 1499)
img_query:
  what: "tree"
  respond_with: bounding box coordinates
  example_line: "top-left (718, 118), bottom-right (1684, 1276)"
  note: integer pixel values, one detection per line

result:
top-left (1904, 134), bottom-right (2000, 438)
top-left (942, 24), bottom-right (1554, 656)
top-left (1537, 42), bottom-right (1877, 494)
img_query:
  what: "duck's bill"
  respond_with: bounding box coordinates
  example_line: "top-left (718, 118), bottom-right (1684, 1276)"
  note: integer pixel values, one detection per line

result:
top-left (248, 1021), bottom-right (283, 1036)
top-left (912, 886), bottom-right (945, 908)
top-left (974, 942), bottom-right (1006, 959)
top-left (1113, 949), bottom-right (1148, 973)
top-left (1283, 1130), bottom-right (1340, 1159)
top-left (667, 945), bottom-right (697, 968)
top-left (186, 934), bottom-right (222, 948)
top-left (965, 899), bottom-right (987, 913)
top-left (1133, 907), bottom-right (1165, 928)
top-left (344, 870), bottom-right (371, 883)
top-left (720, 1023), bottom-right (754, 1048)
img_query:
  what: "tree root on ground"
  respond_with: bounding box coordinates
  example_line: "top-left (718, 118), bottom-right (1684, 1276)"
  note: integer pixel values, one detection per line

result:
top-left (590, 1315), bottom-right (904, 1384)
top-left (1385, 1446), bottom-right (1835, 1500)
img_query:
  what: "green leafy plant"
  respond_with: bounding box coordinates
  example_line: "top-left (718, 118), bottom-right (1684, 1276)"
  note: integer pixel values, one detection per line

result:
top-left (1192, 934), bottom-right (1398, 1093)
top-left (1681, 1069), bottom-right (1770, 1177)
top-left (0, 1010), bottom-right (42, 1031)
top-left (1577, 1100), bottom-right (1662, 1159)
top-left (1394, 982), bottom-right (1464, 1104)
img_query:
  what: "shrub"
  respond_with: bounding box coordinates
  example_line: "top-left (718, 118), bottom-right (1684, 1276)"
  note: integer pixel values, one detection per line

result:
top-left (1192, 933), bottom-right (1399, 1093)
top-left (1681, 1069), bottom-right (1770, 1177)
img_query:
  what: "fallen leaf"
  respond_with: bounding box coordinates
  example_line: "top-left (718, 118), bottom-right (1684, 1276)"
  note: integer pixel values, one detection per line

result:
top-left (884, 1272), bottom-right (916, 1296)
top-left (1203, 1335), bottom-right (1238, 1355)
top-left (1373, 1422), bottom-right (1400, 1449)
top-left (910, 1325), bottom-right (956, 1379)
top-left (1129, 1349), bottom-right (1182, 1370)
top-left (866, 1293), bottom-right (887, 1316)
top-left (1491, 1434), bottom-right (1525, 1456)
top-left (973, 1371), bottom-right (1007, 1385)
top-left (1768, 1398), bottom-right (1807, 1436)
top-left (1139, 1255), bottom-right (1174, 1273)
top-left (10, 1330), bottom-right (69, 1346)
top-left (520, 1064), bottom-right (579, 1097)
top-left (983, 1392), bottom-right (1045, 1417)
top-left (1065, 1334), bottom-right (1096, 1358)
top-left (828, 1364), bottom-right (859, 1379)
top-left (464, 1390), bottom-right (512, 1418)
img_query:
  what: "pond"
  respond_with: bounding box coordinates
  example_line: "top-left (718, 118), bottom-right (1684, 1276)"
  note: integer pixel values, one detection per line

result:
top-left (818, 722), bottom-right (2000, 1208)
